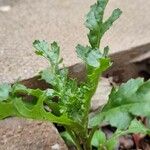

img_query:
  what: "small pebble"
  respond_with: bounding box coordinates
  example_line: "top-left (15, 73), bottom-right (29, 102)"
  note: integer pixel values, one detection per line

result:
top-left (51, 143), bottom-right (60, 150)
top-left (0, 6), bottom-right (11, 12)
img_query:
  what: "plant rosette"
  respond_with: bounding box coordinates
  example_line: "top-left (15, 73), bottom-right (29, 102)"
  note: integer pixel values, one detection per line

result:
top-left (0, 0), bottom-right (150, 150)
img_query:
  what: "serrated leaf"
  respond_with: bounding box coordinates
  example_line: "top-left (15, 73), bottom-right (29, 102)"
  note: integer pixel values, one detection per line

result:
top-left (89, 78), bottom-right (150, 129)
top-left (0, 85), bottom-right (82, 130)
top-left (12, 83), bottom-right (27, 92)
top-left (33, 40), bottom-right (61, 67)
top-left (0, 84), bottom-right (11, 101)
top-left (76, 44), bottom-right (90, 61)
top-left (40, 68), bottom-right (56, 85)
top-left (85, 0), bottom-right (108, 48)
top-left (104, 78), bottom-right (144, 110)
top-left (102, 8), bottom-right (122, 35)
top-left (50, 41), bottom-right (60, 64)
top-left (76, 44), bottom-right (103, 67)
top-left (0, 0), bottom-right (124, 148)
top-left (13, 96), bottom-right (80, 128)
top-left (33, 40), bottom-right (49, 56)
top-left (12, 83), bottom-right (43, 98)
top-left (0, 101), bottom-right (19, 119)
top-left (87, 50), bottom-right (102, 67)
top-left (85, 0), bottom-right (122, 48)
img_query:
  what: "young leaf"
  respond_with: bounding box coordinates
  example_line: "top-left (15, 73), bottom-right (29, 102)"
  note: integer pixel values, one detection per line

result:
top-left (76, 44), bottom-right (103, 67)
top-left (91, 130), bottom-right (106, 148)
top-left (102, 8), bottom-right (122, 36)
top-left (89, 78), bottom-right (150, 129)
top-left (40, 68), bottom-right (56, 86)
top-left (33, 40), bottom-right (49, 56)
top-left (85, 0), bottom-right (109, 48)
top-left (33, 40), bottom-right (61, 70)
top-left (85, 0), bottom-right (122, 48)
top-left (127, 119), bottom-right (150, 134)
top-left (0, 84), bottom-right (11, 101)
top-left (50, 41), bottom-right (60, 64)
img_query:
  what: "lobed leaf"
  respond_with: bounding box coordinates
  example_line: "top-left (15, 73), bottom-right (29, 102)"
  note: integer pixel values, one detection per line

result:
top-left (76, 44), bottom-right (103, 67)
top-left (0, 100), bottom-right (19, 119)
top-left (40, 68), bottom-right (56, 86)
top-left (85, 0), bottom-right (122, 48)
top-left (89, 78), bottom-right (150, 129)
top-left (33, 40), bottom-right (61, 69)
top-left (0, 84), bottom-right (81, 129)
top-left (85, 0), bottom-right (108, 48)
top-left (102, 8), bottom-right (122, 35)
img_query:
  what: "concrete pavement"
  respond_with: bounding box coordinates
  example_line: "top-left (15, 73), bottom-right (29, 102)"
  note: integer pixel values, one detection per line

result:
top-left (0, 0), bottom-right (150, 83)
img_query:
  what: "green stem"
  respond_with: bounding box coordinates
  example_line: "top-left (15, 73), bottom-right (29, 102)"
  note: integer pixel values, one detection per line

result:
top-left (83, 139), bottom-right (91, 150)
top-left (65, 127), bottom-right (82, 150)
top-left (87, 126), bottom-right (98, 148)
top-left (96, 30), bottom-right (102, 48)
top-left (82, 70), bottom-right (101, 131)
top-left (80, 127), bottom-right (98, 150)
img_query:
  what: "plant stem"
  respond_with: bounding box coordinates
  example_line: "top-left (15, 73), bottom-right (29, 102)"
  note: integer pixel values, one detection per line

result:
top-left (82, 70), bottom-right (102, 131)
top-left (65, 127), bottom-right (82, 150)
top-left (83, 138), bottom-right (92, 150)
top-left (96, 29), bottom-right (102, 49)
top-left (87, 126), bottom-right (98, 148)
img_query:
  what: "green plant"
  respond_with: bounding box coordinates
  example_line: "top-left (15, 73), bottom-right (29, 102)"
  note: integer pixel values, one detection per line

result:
top-left (0, 0), bottom-right (150, 149)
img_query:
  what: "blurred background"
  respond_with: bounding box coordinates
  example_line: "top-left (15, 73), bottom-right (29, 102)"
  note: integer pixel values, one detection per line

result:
top-left (0, 0), bottom-right (150, 83)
